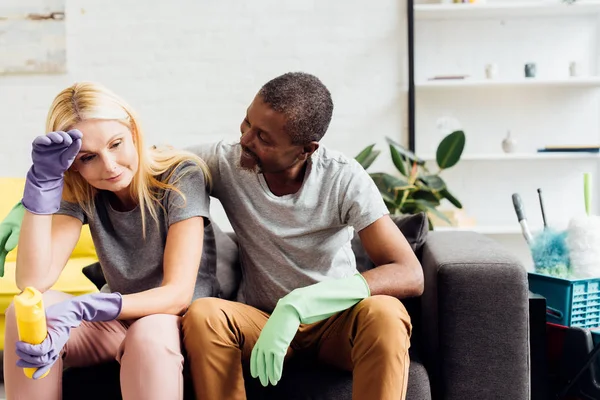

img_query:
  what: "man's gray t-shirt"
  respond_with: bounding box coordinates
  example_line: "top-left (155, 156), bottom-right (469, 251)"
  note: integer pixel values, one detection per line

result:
top-left (56, 163), bottom-right (219, 301)
top-left (188, 141), bottom-right (388, 313)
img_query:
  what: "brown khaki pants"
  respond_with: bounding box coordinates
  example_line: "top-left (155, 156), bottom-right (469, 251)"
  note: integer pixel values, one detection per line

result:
top-left (182, 295), bottom-right (412, 400)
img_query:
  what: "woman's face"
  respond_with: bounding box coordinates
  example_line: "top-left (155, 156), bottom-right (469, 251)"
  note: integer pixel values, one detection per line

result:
top-left (70, 119), bottom-right (138, 197)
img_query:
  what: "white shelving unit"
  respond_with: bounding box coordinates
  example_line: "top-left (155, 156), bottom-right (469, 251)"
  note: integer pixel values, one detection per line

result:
top-left (419, 152), bottom-right (600, 161)
top-left (434, 225), bottom-right (524, 234)
top-left (414, 0), bottom-right (600, 264)
top-left (415, 1), bottom-right (600, 19)
top-left (417, 77), bottom-right (600, 89)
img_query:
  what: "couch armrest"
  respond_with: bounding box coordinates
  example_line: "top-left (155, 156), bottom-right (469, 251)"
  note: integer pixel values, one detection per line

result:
top-left (420, 231), bottom-right (529, 400)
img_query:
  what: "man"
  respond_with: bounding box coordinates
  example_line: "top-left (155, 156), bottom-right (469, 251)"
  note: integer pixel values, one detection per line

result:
top-left (183, 72), bottom-right (424, 400)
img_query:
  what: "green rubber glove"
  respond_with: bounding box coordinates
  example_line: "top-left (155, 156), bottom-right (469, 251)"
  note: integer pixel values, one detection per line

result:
top-left (0, 202), bottom-right (25, 277)
top-left (250, 273), bottom-right (370, 386)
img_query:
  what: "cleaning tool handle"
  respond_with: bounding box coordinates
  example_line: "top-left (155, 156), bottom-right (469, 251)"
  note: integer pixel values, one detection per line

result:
top-left (584, 173), bottom-right (591, 216)
top-left (512, 193), bottom-right (527, 222)
top-left (512, 193), bottom-right (533, 244)
top-left (537, 188), bottom-right (548, 228)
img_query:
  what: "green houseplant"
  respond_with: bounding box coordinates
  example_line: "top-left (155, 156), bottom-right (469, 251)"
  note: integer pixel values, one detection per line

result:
top-left (355, 130), bottom-right (466, 228)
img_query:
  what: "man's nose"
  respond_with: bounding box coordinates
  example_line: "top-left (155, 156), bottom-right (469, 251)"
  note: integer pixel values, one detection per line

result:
top-left (240, 129), bottom-right (254, 148)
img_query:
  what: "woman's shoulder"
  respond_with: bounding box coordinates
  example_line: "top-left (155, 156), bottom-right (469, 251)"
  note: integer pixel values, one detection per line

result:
top-left (162, 159), bottom-right (205, 184)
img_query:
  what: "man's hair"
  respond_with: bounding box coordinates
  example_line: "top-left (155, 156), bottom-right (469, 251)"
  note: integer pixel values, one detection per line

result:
top-left (258, 72), bottom-right (334, 144)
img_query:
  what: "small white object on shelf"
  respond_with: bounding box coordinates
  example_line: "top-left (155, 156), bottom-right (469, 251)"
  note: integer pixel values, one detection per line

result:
top-left (502, 130), bottom-right (517, 153)
top-left (485, 63), bottom-right (499, 79)
top-left (415, 1), bottom-right (600, 20)
top-left (569, 61), bottom-right (582, 77)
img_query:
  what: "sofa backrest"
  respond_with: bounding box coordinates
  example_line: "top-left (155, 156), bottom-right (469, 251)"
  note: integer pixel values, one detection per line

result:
top-left (0, 177), bottom-right (96, 261)
top-left (83, 212), bottom-right (429, 307)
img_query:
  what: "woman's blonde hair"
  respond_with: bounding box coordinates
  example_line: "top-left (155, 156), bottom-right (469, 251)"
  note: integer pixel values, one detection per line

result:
top-left (46, 81), bottom-right (211, 233)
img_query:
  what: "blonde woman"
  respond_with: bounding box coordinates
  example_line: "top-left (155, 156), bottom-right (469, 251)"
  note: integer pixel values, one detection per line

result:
top-left (3, 82), bottom-right (218, 400)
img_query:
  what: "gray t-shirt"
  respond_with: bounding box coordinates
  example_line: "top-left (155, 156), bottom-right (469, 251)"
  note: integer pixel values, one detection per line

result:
top-left (187, 141), bottom-right (388, 312)
top-left (56, 163), bottom-right (219, 301)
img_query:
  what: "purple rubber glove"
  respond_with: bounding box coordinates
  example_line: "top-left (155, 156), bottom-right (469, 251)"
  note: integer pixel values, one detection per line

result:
top-left (22, 130), bottom-right (83, 215)
top-left (15, 292), bottom-right (122, 379)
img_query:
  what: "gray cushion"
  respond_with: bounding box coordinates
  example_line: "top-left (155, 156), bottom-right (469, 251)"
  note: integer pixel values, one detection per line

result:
top-left (63, 355), bottom-right (432, 400)
top-left (212, 222), bottom-right (241, 300)
top-left (243, 351), bottom-right (431, 400)
top-left (352, 212), bottom-right (429, 272)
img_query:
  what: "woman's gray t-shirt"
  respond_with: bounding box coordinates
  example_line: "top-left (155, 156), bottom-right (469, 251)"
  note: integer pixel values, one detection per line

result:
top-left (56, 163), bottom-right (219, 301)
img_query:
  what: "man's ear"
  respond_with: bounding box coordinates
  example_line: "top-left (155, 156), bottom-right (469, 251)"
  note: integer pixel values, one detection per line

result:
top-left (299, 142), bottom-right (319, 161)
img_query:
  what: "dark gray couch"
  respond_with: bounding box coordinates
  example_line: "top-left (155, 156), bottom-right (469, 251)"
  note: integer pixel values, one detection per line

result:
top-left (60, 214), bottom-right (530, 400)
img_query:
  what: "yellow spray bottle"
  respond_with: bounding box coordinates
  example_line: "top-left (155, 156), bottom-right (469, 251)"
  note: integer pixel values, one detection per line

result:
top-left (14, 287), bottom-right (49, 379)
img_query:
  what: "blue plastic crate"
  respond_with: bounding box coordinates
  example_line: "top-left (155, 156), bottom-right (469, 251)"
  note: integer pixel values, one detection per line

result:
top-left (528, 272), bottom-right (600, 329)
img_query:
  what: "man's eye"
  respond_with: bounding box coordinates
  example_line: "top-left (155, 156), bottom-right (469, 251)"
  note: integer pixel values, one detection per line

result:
top-left (258, 132), bottom-right (268, 143)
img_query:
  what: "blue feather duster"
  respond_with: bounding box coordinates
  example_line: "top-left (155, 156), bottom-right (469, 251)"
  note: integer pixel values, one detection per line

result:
top-left (530, 229), bottom-right (571, 278)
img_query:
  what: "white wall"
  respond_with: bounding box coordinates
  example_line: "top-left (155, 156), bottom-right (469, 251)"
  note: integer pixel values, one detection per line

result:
top-left (0, 0), bottom-right (409, 230)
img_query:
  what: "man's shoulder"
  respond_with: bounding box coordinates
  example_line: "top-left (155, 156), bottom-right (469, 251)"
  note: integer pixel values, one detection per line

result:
top-left (312, 145), bottom-right (363, 175)
top-left (185, 140), bottom-right (238, 157)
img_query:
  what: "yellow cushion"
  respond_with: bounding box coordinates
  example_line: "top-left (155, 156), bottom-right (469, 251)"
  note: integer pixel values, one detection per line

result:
top-left (0, 177), bottom-right (97, 261)
top-left (0, 257), bottom-right (99, 351)
top-left (0, 177), bottom-right (100, 351)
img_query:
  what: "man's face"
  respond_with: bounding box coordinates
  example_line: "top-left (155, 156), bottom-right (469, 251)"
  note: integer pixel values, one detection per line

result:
top-left (239, 95), bottom-right (305, 173)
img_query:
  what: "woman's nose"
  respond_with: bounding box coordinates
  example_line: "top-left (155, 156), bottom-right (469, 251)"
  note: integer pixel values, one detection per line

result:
top-left (101, 154), bottom-right (117, 172)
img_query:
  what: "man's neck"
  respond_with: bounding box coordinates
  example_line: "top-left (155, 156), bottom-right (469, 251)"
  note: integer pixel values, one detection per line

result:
top-left (263, 161), bottom-right (308, 196)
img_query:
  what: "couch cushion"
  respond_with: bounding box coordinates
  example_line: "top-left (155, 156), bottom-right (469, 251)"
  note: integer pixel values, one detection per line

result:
top-left (61, 354), bottom-right (431, 400)
top-left (352, 212), bottom-right (429, 272)
top-left (0, 177), bottom-right (97, 262)
top-left (213, 222), bottom-right (241, 300)
top-left (243, 349), bottom-right (432, 400)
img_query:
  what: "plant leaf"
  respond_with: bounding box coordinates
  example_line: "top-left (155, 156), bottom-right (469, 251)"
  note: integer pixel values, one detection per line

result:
top-left (418, 175), bottom-right (446, 192)
top-left (436, 130), bottom-right (465, 169)
top-left (413, 199), bottom-right (452, 225)
top-left (370, 173), bottom-right (411, 191)
top-left (440, 188), bottom-right (463, 209)
top-left (385, 136), bottom-right (425, 166)
top-left (355, 144), bottom-right (376, 168)
top-left (389, 144), bottom-right (407, 176)
top-left (369, 173), bottom-right (407, 203)
top-left (411, 190), bottom-right (441, 206)
top-left (355, 144), bottom-right (374, 163)
top-left (382, 199), bottom-right (398, 214)
top-left (360, 150), bottom-right (380, 170)
top-left (400, 202), bottom-right (419, 214)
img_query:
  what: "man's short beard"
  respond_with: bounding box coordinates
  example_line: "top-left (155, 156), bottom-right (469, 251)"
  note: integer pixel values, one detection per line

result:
top-left (239, 146), bottom-right (262, 173)
top-left (237, 159), bottom-right (262, 173)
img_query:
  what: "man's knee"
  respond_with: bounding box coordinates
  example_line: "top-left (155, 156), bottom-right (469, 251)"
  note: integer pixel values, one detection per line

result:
top-left (355, 295), bottom-right (412, 339)
top-left (182, 297), bottom-right (232, 347)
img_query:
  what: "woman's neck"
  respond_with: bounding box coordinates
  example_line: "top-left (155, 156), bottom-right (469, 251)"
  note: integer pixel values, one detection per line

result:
top-left (108, 189), bottom-right (137, 211)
